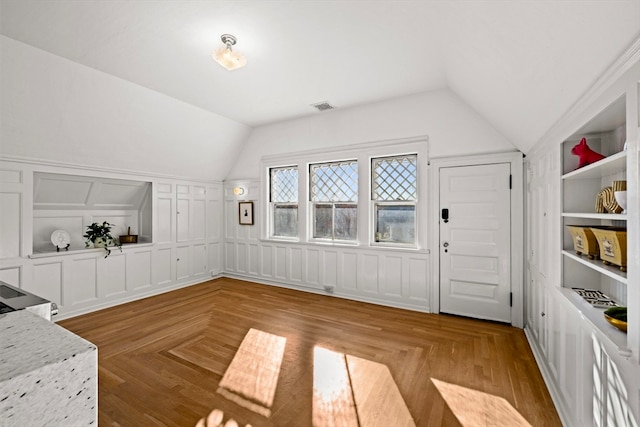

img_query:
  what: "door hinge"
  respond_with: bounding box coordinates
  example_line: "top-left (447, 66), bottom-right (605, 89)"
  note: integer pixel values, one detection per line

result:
top-left (509, 174), bottom-right (512, 189)
top-left (510, 292), bottom-right (513, 307)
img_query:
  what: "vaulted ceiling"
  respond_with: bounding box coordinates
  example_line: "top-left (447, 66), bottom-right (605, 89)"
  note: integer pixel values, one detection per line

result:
top-left (1, 1), bottom-right (638, 153)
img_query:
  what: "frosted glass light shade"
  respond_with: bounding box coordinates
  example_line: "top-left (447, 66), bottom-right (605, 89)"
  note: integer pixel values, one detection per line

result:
top-left (213, 46), bottom-right (247, 71)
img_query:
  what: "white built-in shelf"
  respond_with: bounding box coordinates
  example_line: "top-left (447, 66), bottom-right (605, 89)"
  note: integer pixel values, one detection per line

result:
top-left (562, 212), bottom-right (627, 221)
top-left (562, 151), bottom-right (627, 180)
top-left (559, 287), bottom-right (630, 357)
top-left (29, 242), bottom-right (152, 259)
top-left (562, 250), bottom-right (627, 284)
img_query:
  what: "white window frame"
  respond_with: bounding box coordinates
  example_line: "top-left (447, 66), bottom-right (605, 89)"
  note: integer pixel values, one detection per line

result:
top-left (371, 154), bottom-right (418, 248)
top-left (260, 136), bottom-right (429, 250)
top-left (269, 165), bottom-right (299, 241)
top-left (309, 160), bottom-right (359, 243)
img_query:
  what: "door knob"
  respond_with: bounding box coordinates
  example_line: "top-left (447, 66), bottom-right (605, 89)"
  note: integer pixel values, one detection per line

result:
top-left (443, 242), bottom-right (449, 247)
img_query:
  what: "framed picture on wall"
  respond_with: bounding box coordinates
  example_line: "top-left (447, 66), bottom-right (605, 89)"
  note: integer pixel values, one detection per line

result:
top-left (238, 201), bottom-right (254, 225)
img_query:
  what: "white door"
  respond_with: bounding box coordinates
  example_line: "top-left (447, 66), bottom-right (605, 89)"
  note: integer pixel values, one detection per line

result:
top-left (439, 163), bottom-right (512, 323)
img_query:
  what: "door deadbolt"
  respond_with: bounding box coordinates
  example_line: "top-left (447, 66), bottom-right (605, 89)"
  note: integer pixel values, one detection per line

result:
top-left (441, 208), bottom-right (449, 223)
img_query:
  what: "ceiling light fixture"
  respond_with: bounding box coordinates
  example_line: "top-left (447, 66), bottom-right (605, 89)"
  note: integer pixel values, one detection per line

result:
top-left (212, 34), bottom-right (247, 71)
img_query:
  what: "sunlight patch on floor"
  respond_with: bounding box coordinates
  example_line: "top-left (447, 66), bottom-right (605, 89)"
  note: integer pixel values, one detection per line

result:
top-left (216, 328), bottom-right (286, 417)
top-left (431, 378), bottom-right (531, 427)
top-left (313, 346), bottom-right (415, 427)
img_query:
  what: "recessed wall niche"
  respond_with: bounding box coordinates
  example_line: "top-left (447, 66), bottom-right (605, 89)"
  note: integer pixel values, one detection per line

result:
top-left (32, 172), bottom-right (152, 254)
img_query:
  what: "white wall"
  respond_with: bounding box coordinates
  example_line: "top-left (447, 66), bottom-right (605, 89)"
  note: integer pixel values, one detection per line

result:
top-left (222, 93), bottom-right (520, 314)
top-left (226, 88), bottom-right (516, 180)
top-left (0, 36), bottom-right (250, 181)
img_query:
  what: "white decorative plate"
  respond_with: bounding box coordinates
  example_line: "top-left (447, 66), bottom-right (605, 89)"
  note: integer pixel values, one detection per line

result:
top-left (50, 229), bottom-right (71, 248)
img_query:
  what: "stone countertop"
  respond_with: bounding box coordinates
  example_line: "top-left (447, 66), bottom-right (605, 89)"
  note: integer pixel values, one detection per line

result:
top-left (0, 309), bottom-right (98, 425)
top-left (0, 310), bottom-right (96, 381)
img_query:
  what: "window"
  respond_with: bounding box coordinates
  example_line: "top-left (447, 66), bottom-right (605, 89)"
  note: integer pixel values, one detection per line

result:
top-left (310, 160), bottom-right (358, 240)
top-left (270, 166), bottom-right (298, 237)
top-left (372, 154), bottom-right (417, 244)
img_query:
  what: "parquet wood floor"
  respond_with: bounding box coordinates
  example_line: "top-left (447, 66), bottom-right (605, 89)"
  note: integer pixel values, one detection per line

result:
top-left (59, 278), bottom-right (561, 427)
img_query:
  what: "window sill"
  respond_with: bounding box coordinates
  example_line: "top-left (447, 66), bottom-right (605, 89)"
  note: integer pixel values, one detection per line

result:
top-left (258, 238), bottom-right (430, 254)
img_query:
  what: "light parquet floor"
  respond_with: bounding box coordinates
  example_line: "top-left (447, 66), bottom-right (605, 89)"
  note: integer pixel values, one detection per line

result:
top-left (59, 278), bottom-right (561, 427)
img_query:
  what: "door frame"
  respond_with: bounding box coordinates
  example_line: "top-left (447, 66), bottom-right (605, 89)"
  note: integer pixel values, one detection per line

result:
top-left (429, 151), bottom-right (524, 327)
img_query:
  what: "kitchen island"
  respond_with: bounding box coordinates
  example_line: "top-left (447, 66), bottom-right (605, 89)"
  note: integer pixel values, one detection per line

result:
top-left (0, 309), bottom-right (97, 425)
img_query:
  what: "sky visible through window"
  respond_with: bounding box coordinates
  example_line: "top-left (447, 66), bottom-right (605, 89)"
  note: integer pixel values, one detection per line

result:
top-left (372, 155), bottom-right (417, 201)
top-left (310, 161), bottom-right (358, 202)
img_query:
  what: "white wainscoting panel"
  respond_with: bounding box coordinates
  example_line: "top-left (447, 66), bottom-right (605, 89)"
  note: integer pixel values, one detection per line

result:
top-left (193, 244), bottom-right (207, 277)
top-left (154, 247), bottom-right (173, 286)
top-left (176, 198), bottom-right (190, 242)
top-left (98, 253), bottom-right (126, 298)
top-left (156, 197), bottom-right (173, 243)
top-left (324, 251), bottom-right (338, 287)
top-left (248, 244), bottom-right (259, 275)
top-left (341, 252), bottom-right (358, 291)
top-left (236, 242), bottom-right (247, 273)
top-left (261, 246), bottom-right (273, 278)
top-left (176, 246), bottom-right (191, 280)
top-left (127, 249), bottom-right (152, 291)
top-left (306, 249), bottom-right (320, 286)
top-left (208, 242), bottom-right (221, 275)
top-left (192, 199), bottom-right (206, 240)
top-left (0, 168), bottom-right (22, 184)
top-left (69, 257), bottom-right (98, 305)
top-left (0, 193), bottom-right (21, 258)
top-left (0, 266), bottom-right (21, 287)
top-left (225, 242), bottom-right (235, 272)
top-left (290, 247), bottom-right (303, 283)
top-left (408, 257), bottom-right (429, 301)
top-left (222, 241), bottom-right (430, 311)
top-left (225, 201), bottom-right (236, 239)
top-left (361, 254), bottom-right (380, 293)
top-left (275, 246), bottom-right (287, 281)
top-left (383, 256), bottom-right (403, 297)
top-left (31, 261), bottom-right (62, 306)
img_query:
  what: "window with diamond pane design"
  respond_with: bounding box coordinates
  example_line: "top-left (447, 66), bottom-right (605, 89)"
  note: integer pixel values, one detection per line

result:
top-left (310, 161), bottom-right (358, 240)
top-left (310, 161), bottom-right (358, 202)
top-left (271, 167), bottom-right (298, 202)
top-left (372, 155), bottom-right (417, 201)
top-left (372, 154), bottom-right (417, 245)
top-left (271, 166), bottom-right (298, 237)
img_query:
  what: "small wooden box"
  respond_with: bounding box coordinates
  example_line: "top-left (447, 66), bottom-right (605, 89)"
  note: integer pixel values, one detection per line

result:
top-left (566, 226), bottom-right (600, 259)
top-left (590, 227), bottom-right (627, 271)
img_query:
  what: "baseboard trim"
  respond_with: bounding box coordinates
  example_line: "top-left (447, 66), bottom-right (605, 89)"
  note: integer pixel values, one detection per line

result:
top-left (53, 275), bottom-right (223, 321)
top-left (221, 272), bottom-right (432, 314)
top-left (524, 326), bottom-right (571, 426)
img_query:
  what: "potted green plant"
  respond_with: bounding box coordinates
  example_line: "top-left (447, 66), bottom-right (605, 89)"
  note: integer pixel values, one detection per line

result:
top-left (83, 221), bottom-right (122, 258)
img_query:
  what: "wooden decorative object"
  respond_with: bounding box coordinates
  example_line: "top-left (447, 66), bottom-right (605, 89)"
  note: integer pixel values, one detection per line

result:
top-left (566, 226), bottom-right (600, 259)
top-left (596, 186), bottom-right (624, 213)
top-left (590, 227), bottom-right (627, 271)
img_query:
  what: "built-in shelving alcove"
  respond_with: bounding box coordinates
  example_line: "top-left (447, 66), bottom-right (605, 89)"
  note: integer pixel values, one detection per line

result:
top-left (31, 172), bottom-right (152, 255)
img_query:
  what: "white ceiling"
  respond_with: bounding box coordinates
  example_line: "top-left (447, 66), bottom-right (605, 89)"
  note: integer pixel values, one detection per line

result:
top-left (1, 1), bottom-right (638, 153)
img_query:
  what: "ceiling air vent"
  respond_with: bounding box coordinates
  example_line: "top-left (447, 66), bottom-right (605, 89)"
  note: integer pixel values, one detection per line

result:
top-left (311, 101), bottom-right (335, 112)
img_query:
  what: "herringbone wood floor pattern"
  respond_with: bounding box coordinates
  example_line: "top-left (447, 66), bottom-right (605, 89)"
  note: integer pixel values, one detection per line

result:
top-left (59, 278), bottom-right (561, 427)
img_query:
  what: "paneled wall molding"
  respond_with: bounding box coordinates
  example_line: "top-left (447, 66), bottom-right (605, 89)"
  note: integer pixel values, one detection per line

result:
top-left (0, 157), bottom-right (224, 320)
